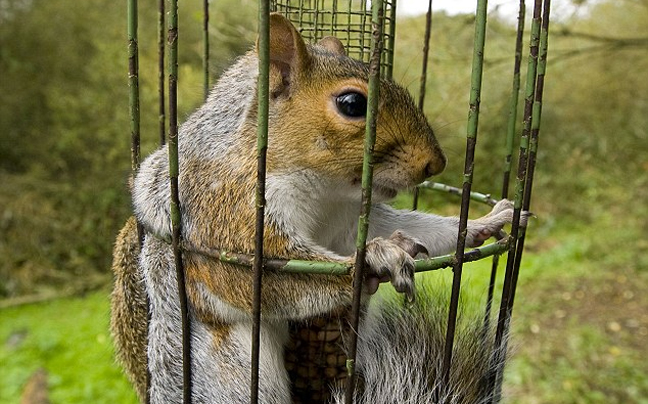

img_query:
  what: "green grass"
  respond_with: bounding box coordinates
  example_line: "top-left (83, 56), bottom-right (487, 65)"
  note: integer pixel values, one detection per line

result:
top-left (501, 227), bottom-right (648, 404)
top-left (0, 291), bottom-right (138, 404)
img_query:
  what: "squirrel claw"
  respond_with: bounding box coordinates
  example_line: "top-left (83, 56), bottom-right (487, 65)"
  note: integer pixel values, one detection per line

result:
top-left (389, 230), bottom-right (429, 258)
top-left (364, 234), bottom-right (417, 301)
top-left (467, 199), bottom-right (534, 248)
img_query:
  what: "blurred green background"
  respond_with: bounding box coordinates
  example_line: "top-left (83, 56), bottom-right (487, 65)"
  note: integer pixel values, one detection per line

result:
top-left (1, 0), bottom-right (646, 402)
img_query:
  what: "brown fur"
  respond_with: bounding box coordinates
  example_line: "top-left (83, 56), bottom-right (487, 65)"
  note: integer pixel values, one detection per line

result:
top-left (110, 217), bottom-right (148, 401)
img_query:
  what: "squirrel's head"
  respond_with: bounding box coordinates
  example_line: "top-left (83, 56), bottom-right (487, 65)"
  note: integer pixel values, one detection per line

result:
top-left (261, 13), bottom-right (446, 201)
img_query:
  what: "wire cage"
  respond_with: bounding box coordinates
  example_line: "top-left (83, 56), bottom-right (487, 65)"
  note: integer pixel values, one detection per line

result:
top-left (123, 0), bottom-right (552, 403)
top-left (271, 0), bottom-right (397, 77)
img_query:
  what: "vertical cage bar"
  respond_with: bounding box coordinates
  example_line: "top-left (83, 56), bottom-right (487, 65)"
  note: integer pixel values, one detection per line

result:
top-left (502, 0), bottom-right (526, 200)
top-left (507, 0), bottom-right (551, 321)
top-left (344, 2), bottom-right (384, 403)
top-left (203, 0), bottom-right (210, 100)
top-left (298, 0), bottom-right (305, 36)
top-left (417, 0), bottom-right (433, 113)
top-left (482, 0), bottom-right (525, 341)
top-left (331, 0), bottom-right (338, 36)
top-left (250, 2), bottom-right (270, 404)
top-left (359, 0), bottom-right (367, 61)
top-left (494, 0), bottom-right (542, 352)
top-left (440, 0), bottom-right (488, 397)
top-left (384, 0), bottom-right (396, 79)
top-left (489, 1), bottom-right (544, 401)
top-left (167, 0), bottom-right (192, 401)
top-left (412, 0), bottom-right (433, 211)
top-left (345, 0), bottom-right (352, 50)
top-left (127, 1), bottom-right (150, 402)
top-left (158, 0), bottom-right (166, 146)
top-left (128, 0), bottom-right (140, 174)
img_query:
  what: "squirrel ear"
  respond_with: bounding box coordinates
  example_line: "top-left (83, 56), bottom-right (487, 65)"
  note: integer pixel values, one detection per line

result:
top-left (318, 36), bottom-right (346, 56)
top-left (257, 13), bottom-right (310, 97)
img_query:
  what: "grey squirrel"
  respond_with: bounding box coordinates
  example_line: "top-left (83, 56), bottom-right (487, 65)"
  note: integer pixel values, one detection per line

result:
top-left (111, 13), bottom-right (521, 404)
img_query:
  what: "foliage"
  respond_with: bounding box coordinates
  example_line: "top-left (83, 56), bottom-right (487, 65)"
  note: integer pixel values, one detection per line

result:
top-left (0, 0), bottom-right (256, 297)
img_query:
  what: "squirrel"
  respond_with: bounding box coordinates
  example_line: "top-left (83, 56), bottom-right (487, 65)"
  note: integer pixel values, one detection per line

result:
top-left (111, 13), bottom-right (523, 404)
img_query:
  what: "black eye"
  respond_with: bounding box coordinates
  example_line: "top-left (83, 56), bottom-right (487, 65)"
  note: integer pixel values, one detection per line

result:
top-left (335, 92), bottom-right (367, 118)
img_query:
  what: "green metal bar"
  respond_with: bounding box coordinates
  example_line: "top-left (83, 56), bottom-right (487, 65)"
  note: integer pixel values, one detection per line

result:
top-left (298, 0), bottom-right (305, 38)
top-left (182, 238), bottom-right (509, 275)
top-left (418, 181), bottom-right (498, 206)
top-left (508, 0), bottom-right (551, 328)
top-left (158, 0), bottom-right (166, 146)
top-left (358, 0), bottom-right (367, 62)
top-left (279, 260), bottom-right (350, 274)
top-left (313, 0), bottom-right (320, 41)
top-left (412, 0), bottom-right (433, 211)
top-left (501, 0), bottom-right (526, 199)
top-left (331, 0), bottom-right (338, 36)
top-left (203, 0), bottom-right (210, 100)
top-left (167, 0), bottom-right (192, 401)
top-left (250, 1), bottom-right (270, 403)
top-left (417, 0), bottom-right (433, 113)
top-left (495, 0), bottom-right (542, 351)
top-left (415, 238), bottom-right (509, 272)
top-left (482, 0), bottom-right (525, 355)
top-left (128, 0), bottom-right (140, 173)
top-left (345, 0), bottom-right (352, 51)
top-left (441, 0), bottom-right (489, 396)
top-left (345, 2), bottom-right (383, 403)
top-left (489, 1), bottom-right (545, 402)
top-left (384, 0), bottom-right (397, 79)
top-left (127, 1), bottom-right (150, 402)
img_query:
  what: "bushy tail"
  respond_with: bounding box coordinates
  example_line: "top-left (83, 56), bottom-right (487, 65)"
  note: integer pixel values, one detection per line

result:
top-left (334, 285), bottom-right (508, 404)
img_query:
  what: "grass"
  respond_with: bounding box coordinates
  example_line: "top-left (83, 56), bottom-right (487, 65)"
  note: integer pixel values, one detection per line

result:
top-left (501, 227), bottom-right (648, 404)
top-left (0, 290), bottom-right (138, 404)
top-left (1, 218), bottom-right (646, 403)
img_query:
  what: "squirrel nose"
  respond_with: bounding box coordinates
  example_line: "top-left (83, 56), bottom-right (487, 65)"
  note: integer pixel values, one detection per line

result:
top-left (424, 154), bottom-right (447, 178)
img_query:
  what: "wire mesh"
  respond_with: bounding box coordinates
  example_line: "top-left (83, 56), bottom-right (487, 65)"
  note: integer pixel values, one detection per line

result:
top-left (271, 0), bottom-right (396, 77)
top-left (157, 0), bottom-right (166, 146)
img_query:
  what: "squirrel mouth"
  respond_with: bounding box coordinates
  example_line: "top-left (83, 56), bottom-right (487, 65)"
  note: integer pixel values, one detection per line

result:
top-left (373, 184), bottom-right (398, 199)
top-left (350, 177), bottom-right (399, 199)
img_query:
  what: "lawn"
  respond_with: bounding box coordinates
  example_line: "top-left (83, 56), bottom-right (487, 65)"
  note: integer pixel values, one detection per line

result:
top-left (0, 290), bottom-right (138, 404)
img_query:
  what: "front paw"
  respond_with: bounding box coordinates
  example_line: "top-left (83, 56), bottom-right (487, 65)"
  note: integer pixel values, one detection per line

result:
top-left (467, 199), bottom-right (531, 247)
top-left (363, 231), bottom-right (425, 301)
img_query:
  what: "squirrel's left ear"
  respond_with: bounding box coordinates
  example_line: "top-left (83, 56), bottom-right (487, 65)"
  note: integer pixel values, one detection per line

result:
top-left (318, 36), bottom-right (346, 56)
top-left (257, 13), bottom-right (311, 98)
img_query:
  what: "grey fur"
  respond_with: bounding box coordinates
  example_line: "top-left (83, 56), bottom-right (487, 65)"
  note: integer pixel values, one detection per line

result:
top-left (332, 290), bottom-right (508, 404)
